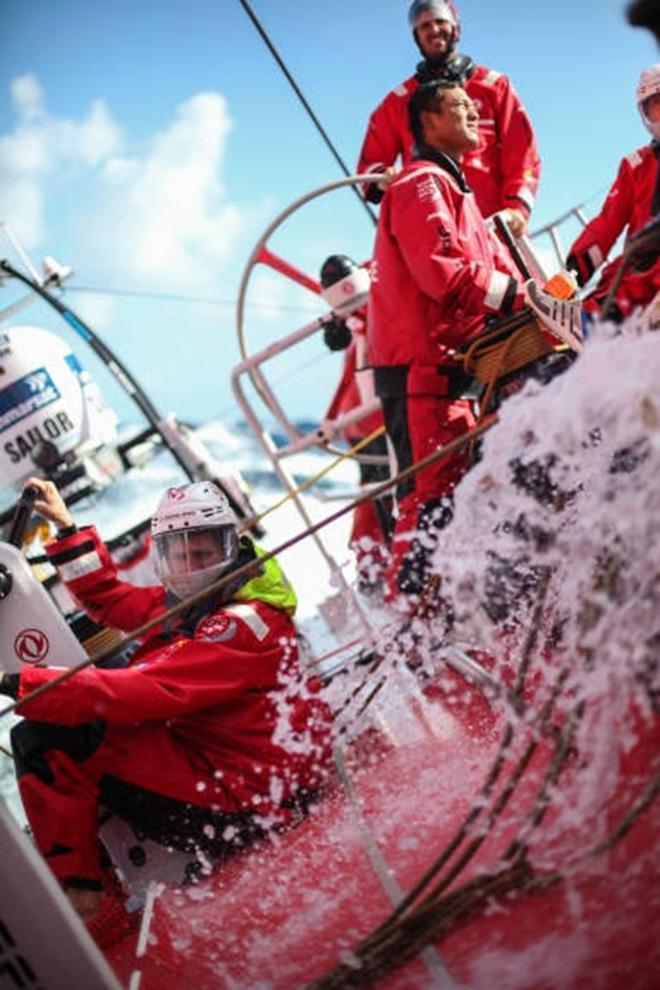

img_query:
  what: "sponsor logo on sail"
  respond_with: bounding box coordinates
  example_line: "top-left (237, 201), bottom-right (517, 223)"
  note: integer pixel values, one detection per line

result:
top-left (0, 368), bottom-right (61, 433)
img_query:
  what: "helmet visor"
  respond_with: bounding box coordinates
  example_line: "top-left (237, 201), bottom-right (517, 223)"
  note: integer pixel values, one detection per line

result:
top-left (154, 526), bottom-right (239, 600)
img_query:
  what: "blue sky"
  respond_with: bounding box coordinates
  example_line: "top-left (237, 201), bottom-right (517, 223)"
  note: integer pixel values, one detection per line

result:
top-left (0, 0), bottom-right (656, 428)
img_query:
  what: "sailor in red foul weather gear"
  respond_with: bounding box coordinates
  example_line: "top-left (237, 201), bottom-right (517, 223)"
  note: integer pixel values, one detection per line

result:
top-left (320, 256), bottom-right (393, 590)
top-left (566, 65), bottom-right (660, 321)
top-left (368, 81), bottom-right (525, 603)
top-left (357, 0), bottom-right (541, 237)
top-left (0, 478), bottom-right (332, 929)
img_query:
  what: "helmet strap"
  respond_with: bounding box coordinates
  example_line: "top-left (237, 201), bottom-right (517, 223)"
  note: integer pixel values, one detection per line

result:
top-left (161, 590), bottom-right (220, 637)
top-left (162, 537), bottom-right (260, 633)
top-left (216, 537), bottom-right (262, 605)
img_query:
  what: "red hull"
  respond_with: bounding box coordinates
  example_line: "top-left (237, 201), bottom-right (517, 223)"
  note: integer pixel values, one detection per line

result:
top-left (107, 675), bottom-right (660, 990)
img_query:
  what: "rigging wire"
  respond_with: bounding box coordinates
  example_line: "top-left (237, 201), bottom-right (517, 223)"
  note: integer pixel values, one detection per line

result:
top-left (237, 425), bottom-right (386, 533)
top-left (65, 284), bottom-right (320, 314)
top-left (237, 0), bottom-right (377, 227)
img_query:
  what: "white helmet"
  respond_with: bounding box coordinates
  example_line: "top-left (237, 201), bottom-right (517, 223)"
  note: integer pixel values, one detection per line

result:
top-left (636, 64), bottom-right (660, 140)
top-left (151, 482), bottom-right (239, 600)
top-left (408, 0), bottom-right (459, 34)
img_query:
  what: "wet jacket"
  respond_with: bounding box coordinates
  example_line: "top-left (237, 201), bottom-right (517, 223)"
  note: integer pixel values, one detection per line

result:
top-left (357, 67), bottom-right (541, 220)
top-left (15, 526), bottom-right (332, 813)
top-left (567, 143), bottom-right (660, 316)
top-left (368, 148), bottom-right (524, 372)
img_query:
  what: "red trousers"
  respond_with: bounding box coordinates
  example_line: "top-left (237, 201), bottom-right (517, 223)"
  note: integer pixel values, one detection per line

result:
top-left (346, 432), bottom-right (394, 588)
top-left (11, 720), bottom-right (269, 887)
top-left (379, 392), bottom-right (475, 601)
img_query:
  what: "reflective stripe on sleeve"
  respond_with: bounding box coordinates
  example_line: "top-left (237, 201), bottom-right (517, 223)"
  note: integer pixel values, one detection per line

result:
top-left (515, 187), bottom-right (535, 211)
top-left (57, 551), bottom-right (104, 582)
top-left (484, 270), bottom-right (511, 310)
top-left (225, 603), bottom-right (269, 641)
top-left (588, 244), bottom-right (604, 269)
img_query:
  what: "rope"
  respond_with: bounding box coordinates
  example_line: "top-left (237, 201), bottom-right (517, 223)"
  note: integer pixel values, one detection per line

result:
top-left (456, 311), bottom-right (554, 462)
top-left (303, 602), bottom-right (658, 990)
top-left (309, 633), bottom-right (373, 671)
top-left (305, 671), bottom-right (660, 989)
top-left (237, 426), bottom-right (386, 534)
top-left (379, 571), bottom-right (555, 927)
top-left (326, 570), bottom-right (557, 739)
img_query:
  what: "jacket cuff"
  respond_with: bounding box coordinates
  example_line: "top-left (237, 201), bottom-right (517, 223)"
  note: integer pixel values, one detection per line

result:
top-left (484, 270), bottom-right (516, 311)
top-left (505, 190), bottom-right (534, 216)
top-left (45, 526), bottom-right (109, 585)
top-left (500, 276), bottom-right (519, 316)
top-left (56, 524), bottom-right (78, 539)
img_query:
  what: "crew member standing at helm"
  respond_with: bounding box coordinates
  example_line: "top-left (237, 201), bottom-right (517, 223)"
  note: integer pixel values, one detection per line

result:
top-left (367, 81), bottom-right (525, 608)
top-left (319, 255), bottom-right (393, 592)
top-left (356, 0), bottom-right (541, 237)
top-left (566, 65), bottom-right (660, 321)
top-left (0, 478), bottom-right (332, 944)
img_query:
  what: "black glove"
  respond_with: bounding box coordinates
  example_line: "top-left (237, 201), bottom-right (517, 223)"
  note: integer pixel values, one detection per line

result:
top-left (626, 216), bottom-right (660, 272)
top-left (322, 315), bottom-right (352, 351)
top-left (566, 251), bottom-right (595, 288)
top-left (499, 276), bottom-right (519, 317)
top-left (0, 673), bottom-right (19, 699)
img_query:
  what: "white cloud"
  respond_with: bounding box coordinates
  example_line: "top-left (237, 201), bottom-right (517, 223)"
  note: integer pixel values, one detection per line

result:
top-left (0, 77), bottom-right (248, 291)
top-left (0, 73), bottom-right (123, 246)
top-left (95, 91), bottom-right (242, 287)
top-left (248, 269), bottom-right (319, 327)
top-left (248, 270), bottom-right (294, 323)
top-left (11, 74), bottom-right (45, 122)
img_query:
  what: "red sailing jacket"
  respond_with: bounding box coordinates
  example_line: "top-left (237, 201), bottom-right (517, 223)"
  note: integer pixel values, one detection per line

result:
top-left (368, 152), bottom-right (524, 371)
top-left (568, 144), bottom-right (660, 316)
top-left (15, 526), bottom-right (332, 816)
top-left (357, 67), bottom-right (541, 220)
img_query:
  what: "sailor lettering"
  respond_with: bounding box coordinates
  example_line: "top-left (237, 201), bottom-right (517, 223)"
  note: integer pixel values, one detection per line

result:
top-left (416, 175), bottom-right (440, 204)
top-left (3, 412), bottom-right (75, 463)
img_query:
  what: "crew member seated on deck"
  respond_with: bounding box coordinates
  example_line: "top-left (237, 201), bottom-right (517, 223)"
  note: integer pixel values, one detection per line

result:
top-left (0, 477), bottom-right (332, 944)
top-left (367, 79), bottom-right (526, 608)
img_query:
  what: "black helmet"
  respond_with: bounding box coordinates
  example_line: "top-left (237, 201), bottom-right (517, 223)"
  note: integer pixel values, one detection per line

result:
top-left (319, 255), bottom-right (371, 317)
top-left (320, 254), bottom-right (358, 286)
